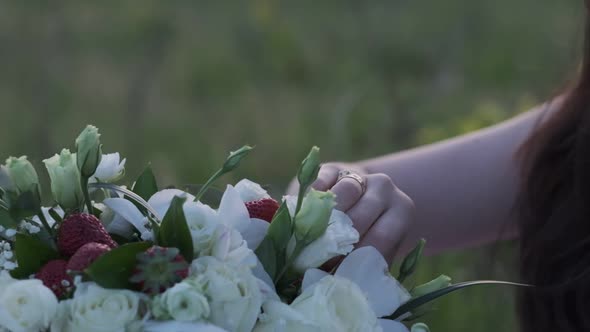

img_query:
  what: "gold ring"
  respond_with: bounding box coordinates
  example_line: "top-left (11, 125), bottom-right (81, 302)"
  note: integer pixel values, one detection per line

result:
top-left (337, 170), bottom-right (367, 194)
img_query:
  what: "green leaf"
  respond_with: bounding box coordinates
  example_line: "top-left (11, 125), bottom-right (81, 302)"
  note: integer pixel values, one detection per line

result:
top-left (254, 238), bottom-right (277, 279)
top-left (388, 280), bottom-right (533, 320)
top-left (255, 202), bottom-right (292, 282)
top-left (10, 190), bottom-right (41, 220)
top-left (85, 242), bottom-right (152, 289)
top-left (10, 234), bottom-right (60, 279)
top-left (266, 202), bottom-right (292, 252)
top-left (158, 195), bottom-right (194, 261)
top-left (0, 207), bottom-right (17, 229)
top-left (132, 165), bottom-right (158, 201)
top-left (397, 238), bottom-right (426, 283)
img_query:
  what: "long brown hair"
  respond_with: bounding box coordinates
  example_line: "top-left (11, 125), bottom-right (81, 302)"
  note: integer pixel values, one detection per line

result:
top-left (517, 5), bottom-right (590, 331)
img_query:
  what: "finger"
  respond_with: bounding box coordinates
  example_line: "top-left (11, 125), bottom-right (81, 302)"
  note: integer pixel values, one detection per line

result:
top-left (357, 194), bottom-right (414, 264)
top-left (311, 164), bottom-right (339, 191)
top-left (345, 191), bottom-right (387, 236)
top-left (330, 176), bottom-right (365, 211)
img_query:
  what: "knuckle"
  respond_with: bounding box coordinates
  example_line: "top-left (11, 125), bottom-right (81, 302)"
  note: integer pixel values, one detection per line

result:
top-left (370, 173), bottom-right (396, 190)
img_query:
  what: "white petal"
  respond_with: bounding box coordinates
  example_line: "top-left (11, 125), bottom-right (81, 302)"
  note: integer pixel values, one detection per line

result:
top-left (147, 189), bottom-right (196, 219)
top-left (103, 198), bottom-right (149, 234)
top-left (378, 319), bottom-right (410, 332)
top-left (282, 195), bottom-right (297, 217)
top-left (105, 214), bottom-right (134, 238)
top-left (144, 321), bottom-right (228, 332)
top-left (252, 258), bottom-right (276, 293)
top-left (301, 268), bottom-right (330, 291)
top-left (256, 278), bottom-right (280, 303)
top-left (336, 246), bottom-right (411, 317)
top-left (234, 179), bottom-right (270, 202)
top-left (217, 185), bottom-right (251, 230)
top-left (91, 153), bottom-right (126, 183)
top-left (293, 210), bottom-right (359, 272)
top-left (240, 218), bottom-right (269, 250)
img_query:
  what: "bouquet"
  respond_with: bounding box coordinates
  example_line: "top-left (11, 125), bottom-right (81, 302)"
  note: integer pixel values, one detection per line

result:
top-left (0, 125), bottom-right (525, 332)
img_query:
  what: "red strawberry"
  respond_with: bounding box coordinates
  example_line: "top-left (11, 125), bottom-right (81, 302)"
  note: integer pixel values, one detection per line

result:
top-left (36, 259), bottom-right (74, 298)
top-left (66, 242), bottom-right (111, 272)
top-left (57, 213), bottom-right (118, 256)
top-left (245, 198), bottom-right (280, 223)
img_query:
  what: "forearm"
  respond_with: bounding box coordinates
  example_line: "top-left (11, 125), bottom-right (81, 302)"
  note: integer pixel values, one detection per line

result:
top-left (357, 108), bottom-right (547, 254)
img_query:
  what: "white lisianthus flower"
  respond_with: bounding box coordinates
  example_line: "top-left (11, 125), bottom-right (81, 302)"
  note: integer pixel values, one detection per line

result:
top-left (209, 224), bottom-right (257, 268)
top-left (43, 149), bottom-right (84, 210)
top-left (90, 153), bottom-right (126, 183)
top-left (52, 282), bottom-right (143, 332)
top-left (283, 195), bottom-right (360, 272)
top-left (234, 179), bottom-right (271, 202)
top-left (75, 125), bottom-right (102, 178)
top-left (254, 300), bottom-right (322, 332)
top-left (3, 156), bottom-right (40, 195)
top-left (216, 185), bottom-right (269, 250)
top-left (293, 210), bottom-right (359, 272)
top-left (144, 321), bottom-right (228, 332)
top-left (259, 247), bottom-right (412, 332)
top-left (151, 278), bottom-right (210, 322)
top-left (190, 256), bottom-right (263, 332)
top-left (0, 272), bottom-right (58, 332)
top-left (292, 275), bottom-right (382, 331)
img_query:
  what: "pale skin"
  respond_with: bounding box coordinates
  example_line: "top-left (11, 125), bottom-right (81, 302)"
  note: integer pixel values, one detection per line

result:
top-left (289, 100), bottom-right (559, 262)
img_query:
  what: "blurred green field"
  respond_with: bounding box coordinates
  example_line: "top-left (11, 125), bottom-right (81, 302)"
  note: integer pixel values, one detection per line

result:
top-left (0, 1), bottom-right (582, 330)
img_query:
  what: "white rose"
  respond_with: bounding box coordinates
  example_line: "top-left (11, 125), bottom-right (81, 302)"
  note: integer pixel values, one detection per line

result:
top-left (295, 247), bottom-right (412, 332)
top-left (183, 200), bottom-right (223, 256)
top-left (254, 300), bottom-right (322, 332)
top-left (234, 179), bottom-right (270, 202)
top-left (144, 320), bottom-right (228, 332)
top-left (0, 275), bottom-right (58, 332)
top-left (54, 283), bottom-right (142, 332)
top-left (292, 275), bottom-right (382, 331)
top-left (190, 256), bottom-right (263, 332)
top-left (151, 278), bottom-right (210, 322)
top-left (209, 225), bottom-right (257, 268)
top-left (292, 209), bottom-right (359, 272)
top-left (90, 153), bottom-right (126, 183)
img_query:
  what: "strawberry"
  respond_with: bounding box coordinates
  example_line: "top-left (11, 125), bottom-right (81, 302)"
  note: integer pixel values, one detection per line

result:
top-left (66, 242), bottom-right (111, 272)
top-left (57, 213), bottom-right (117, 257)
top-left (129, 246), bottom-right (189, 295)
top-left (245, 198), bottom-right (280, 223)
top-left (36, 259), bottom-right (74, 298)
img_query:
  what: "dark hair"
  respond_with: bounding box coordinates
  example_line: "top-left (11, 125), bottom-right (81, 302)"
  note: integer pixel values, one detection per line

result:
top-left (517, 9), bottom-right (590, 332)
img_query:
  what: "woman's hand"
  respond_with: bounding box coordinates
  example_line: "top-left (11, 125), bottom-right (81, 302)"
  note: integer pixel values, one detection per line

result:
top-left (289, 162), bottom-right (415, 263)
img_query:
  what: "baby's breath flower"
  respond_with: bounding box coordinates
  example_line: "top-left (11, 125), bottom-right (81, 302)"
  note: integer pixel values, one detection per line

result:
top-left (0, 240), bottom-right (17, 271)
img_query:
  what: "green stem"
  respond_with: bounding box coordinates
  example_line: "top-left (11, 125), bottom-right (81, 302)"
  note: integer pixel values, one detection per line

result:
top-left (37, 210), bottom-right (54, 237)
top-left (81, 177), bottom-right (93, 214)
top-left (194, 169), bottom-right (224, 202)
top-left (294, 185), bottom-right (306, 217)
top-left (274, 241), bottom-right (305, 284)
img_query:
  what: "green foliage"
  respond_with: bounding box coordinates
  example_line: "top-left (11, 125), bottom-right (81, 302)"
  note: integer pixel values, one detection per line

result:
top-left (132, 165), bottom-right (158, 201)
top-left (255, 201), bottom-right (292, 280)
top-left (157, 195), bottom-right (194, 261)
top-left (85, 242), bottom-right (152, 289)
top-left (10, 234), bottom-right (60, 279)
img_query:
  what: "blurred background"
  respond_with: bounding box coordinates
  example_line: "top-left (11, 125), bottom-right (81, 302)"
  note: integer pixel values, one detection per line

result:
top-left (0, 1), bottom-right (582, 330)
